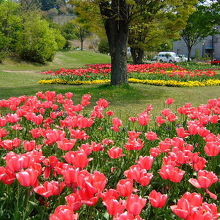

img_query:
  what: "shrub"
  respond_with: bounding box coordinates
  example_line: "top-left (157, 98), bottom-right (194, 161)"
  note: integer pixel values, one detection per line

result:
top-left (0, 1), bottom-right (23, 61)
top-left (98, 38), bottom-right (110, 54)
top-left (16, 15), bottom-right (59, 63)
top-left (52, 28), bottom-right (66, 50)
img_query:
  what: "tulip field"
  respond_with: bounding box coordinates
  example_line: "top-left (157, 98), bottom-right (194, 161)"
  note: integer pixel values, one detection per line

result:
top-left (0, 91), bottom-right (219, 219)
top-left (39, 63), bottom-right (220, 87)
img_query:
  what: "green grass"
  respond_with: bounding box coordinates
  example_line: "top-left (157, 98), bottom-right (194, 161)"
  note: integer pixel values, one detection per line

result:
top-left (0, 50), bottom-right (220, 118)
top-left (0, 50), bottom-right (111, 72)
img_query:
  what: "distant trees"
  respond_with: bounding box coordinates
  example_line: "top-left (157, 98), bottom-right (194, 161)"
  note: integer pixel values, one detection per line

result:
top-left (40, 0), bottom-right (68, 13)
top-left (19, 0), bottom-right (41, 11)
top-left (0, 1), bottom-right (66, 63)
top-left (62, 19), bottom-right (91, 50)
top-left (181, 1), bottom-right (220, 61)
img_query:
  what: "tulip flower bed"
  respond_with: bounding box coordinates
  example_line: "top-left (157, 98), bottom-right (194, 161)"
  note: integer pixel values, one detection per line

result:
top-left (0, 91), bottom-right (220, 219)
top-left (180, 62), bottom-right (220, 70)
top-left (39, 63), bottom-right (220, 87)
top-left (211, 60), bottom-right (220, 65)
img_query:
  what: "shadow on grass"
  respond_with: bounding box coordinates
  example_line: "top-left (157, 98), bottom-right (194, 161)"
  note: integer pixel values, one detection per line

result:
top-left (0, 84), bottom-right (165, 106)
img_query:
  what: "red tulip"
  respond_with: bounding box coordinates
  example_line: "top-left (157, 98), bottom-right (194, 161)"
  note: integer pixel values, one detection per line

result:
top-left (70, 129), bottom-right (89, 140)
top-left (138, 113), bottom-right (151, 126)
top-left (96, 98), bottom-right (110, 108)
top-left (112, 118), bottom-right (123, 132)
top-left (50, 205), bottom-right (78, 220)
top-left (57, 138), bottom-right (77, 151)
top-left (125, 165), bottom-right (153, 186)
top-left (125, 138), bottom-right (144, 151)
top-left (76, 188), bottom-right (99, 206)
top-left (116, 179), bottom-right (134, 197)
top-left (104, 199), bottom-right (125, 216)
top-left (0, 166), bottom-right (16, 184)
top-left (156, 116), bottom-right (167, 125)
top-left (126, 194), bottom-right (147, 216)
top-left (149, 190), bottom-right (168, 208)
top-left (16, 168), bottom-right (39, 187)
top-left (137, 156), bottom-right (154, 170)
top-left (128, 131), bottom-right (142, 139)
top-left (106, 111), bottom-right (115, 116)
top-left (192, 156), bottom-right (207, 171)
top-left (159, 165), bottom-right (185, 183)
top-left (45, 129), bottom-right (66, 145)
top-left (6, 152), bottom-right (30, 172)
top-left (108, 147), bottom-right (125, 159)
top-left (0, 128), bottom-right (9, 138)
top-left (65, 92), bottom-right (74, 99)
top-left (23, 140), bottom-right (37, 151)
top-left (171, 192), bottom-right (219, 220)
top-left (204, 142), bottom-right (220, 156)
top-left (87, 171), bottom-right (108, 193)
top-left (165, 98), bottom-right (175, 105)
top-left (34, 181), bottom-right (65, 198)
top-left (145, 131), bottom-right (159, 141)
top-left (65, 193), bottom-right (82, 211)
top-left (189, 170), bottom-right (218, 189)
top-left (64, 151), bottom-right (92, 168)
top-left (176, 127), bottom-right (190, 138)
top-left (150, 147), bottom-right (161, 157)
top-left (81, 94), bottom-right (91, 106)
top-left (101, 189), bottom-right (120, 201)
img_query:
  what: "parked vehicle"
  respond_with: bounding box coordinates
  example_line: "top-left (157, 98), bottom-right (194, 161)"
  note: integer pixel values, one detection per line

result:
top-left (155, 52), bottom-right (181, 63)
top-left (178, 54), bottom-right (188, 62)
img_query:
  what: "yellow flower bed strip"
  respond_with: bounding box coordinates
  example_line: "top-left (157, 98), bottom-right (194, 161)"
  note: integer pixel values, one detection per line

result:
top-left (39, 78), bottom-right (220, 87)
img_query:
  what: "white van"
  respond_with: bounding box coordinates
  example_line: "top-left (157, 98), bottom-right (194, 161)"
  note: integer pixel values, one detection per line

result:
top-left (156, 52), bottom-right (180, 63)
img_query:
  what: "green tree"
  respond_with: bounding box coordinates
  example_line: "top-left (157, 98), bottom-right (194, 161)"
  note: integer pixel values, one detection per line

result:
top-left (181, 2), bottom-right (220, 61)
top-left (70, 0), bottom-right (198, 85)
top-left (62, 21), bottom-right (77, 40)
top-left (16, 15), bottom-right (61, 63)
top-left (0, 1), bottom-right (23, 61)
top-left (72, 19), bottom-right (91, 51)
top-left (62, 18), bottom-right (91, 50)
top-left (129, 7), bottom-right (192, 64)
top-left (19, 0), bottom-right (41, 11)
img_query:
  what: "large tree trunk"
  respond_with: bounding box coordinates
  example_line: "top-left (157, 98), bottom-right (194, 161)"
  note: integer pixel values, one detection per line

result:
top-left (130, 47), bottom-right (144, 64)
top-left (99, 1), bottom-right (129, 85)
top-left (187, 46), bottom-right (192, 62)
top-left (80, 39), bottom-right (83, 51)
top-left (105, 20), bottom-right (128, 85)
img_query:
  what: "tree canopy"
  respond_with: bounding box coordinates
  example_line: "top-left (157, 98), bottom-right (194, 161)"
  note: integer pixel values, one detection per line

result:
top-left (181, 1), bottom-right (220, 61)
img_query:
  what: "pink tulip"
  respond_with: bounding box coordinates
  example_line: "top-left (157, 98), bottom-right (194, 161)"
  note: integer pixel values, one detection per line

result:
top-left (16, 168), bottom-right (39, 187)
top-left (165, 98), bottom-right (175, 105)
top-left (116, 179), bottom-right (134, 197)
top-left (189, 170), bottom-right (218, 189)
top-left (149, 190), bottom-right (168, 208)
top-left (50, 205), bottom-right (78, 220)
top-left (108, 147), bottom-right (125, 159)
top-left (126, 194), bottom-right (147, 216)
top-left (137, 156), bottom-right (154, 170)
top-left (145, 131), bottom-right (159, 141)
top-left (159, 165), bottom-right (185, 183)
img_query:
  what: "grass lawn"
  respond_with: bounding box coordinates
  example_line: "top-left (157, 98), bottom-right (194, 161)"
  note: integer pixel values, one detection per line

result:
top-left (0, 50), bottom-right (111, 72)
top-left (0, 50), bottom-right (220, 118)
